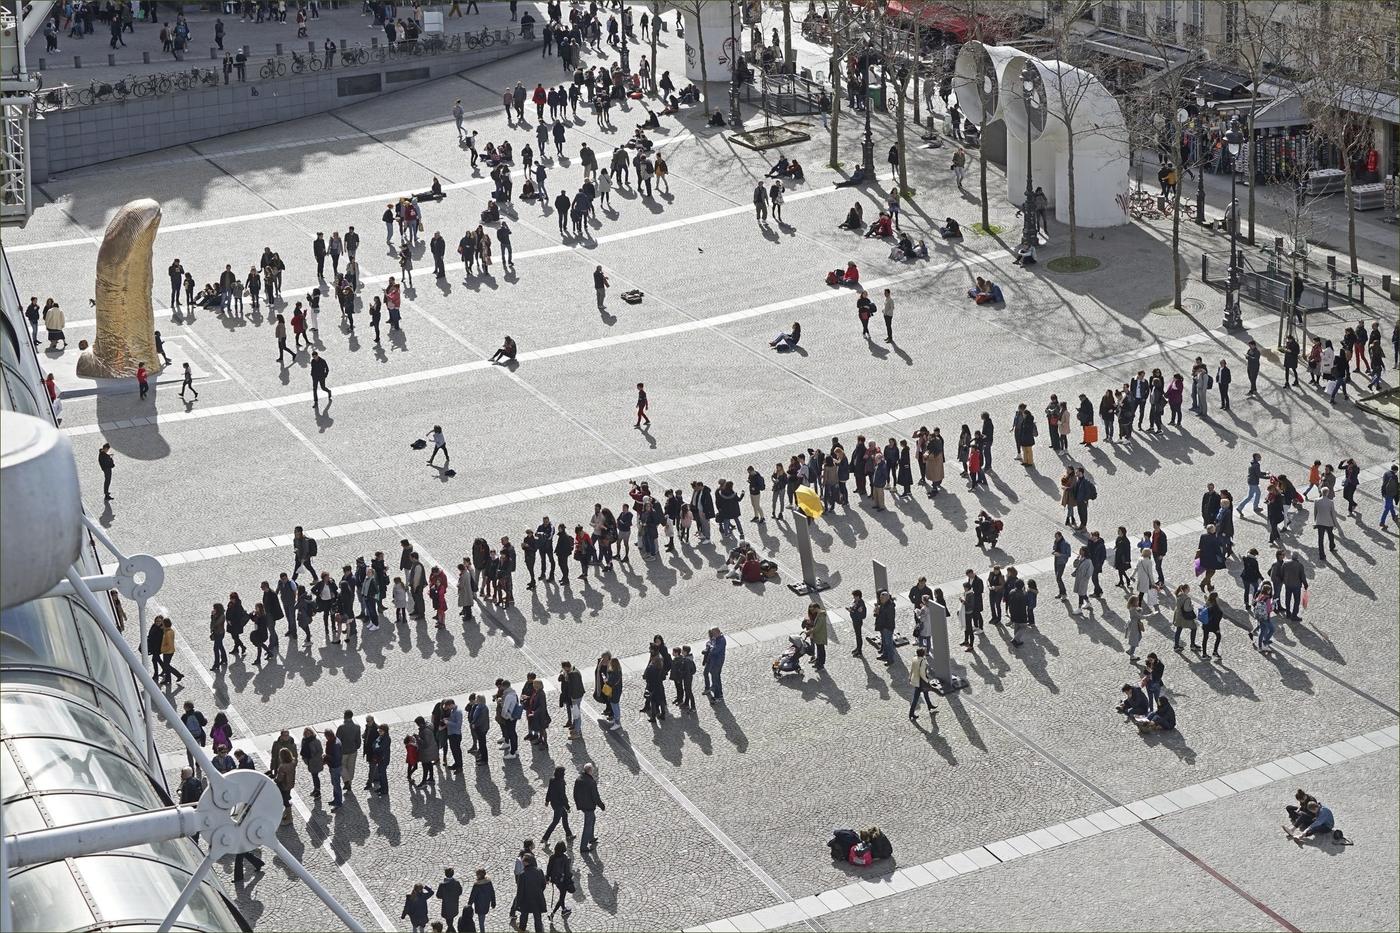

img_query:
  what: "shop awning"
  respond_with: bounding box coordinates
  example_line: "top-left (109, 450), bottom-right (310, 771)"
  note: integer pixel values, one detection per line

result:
top-left (884, 1), bottom-right (982, 42)
top-left (1080, 28), bottom-right (1193, 70)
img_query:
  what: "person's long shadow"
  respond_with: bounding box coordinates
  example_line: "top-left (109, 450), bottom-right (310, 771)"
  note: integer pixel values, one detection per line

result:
top-left (1140, 727), bottom-right (1197, 764)
top-left (788, 667), bottom-right (851, 713)
top-left (708, 696), bottom-right (748, 752)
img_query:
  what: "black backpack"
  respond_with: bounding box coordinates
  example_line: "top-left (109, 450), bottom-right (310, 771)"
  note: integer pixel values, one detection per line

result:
top-left (307, 537), bottom-right (318, 557)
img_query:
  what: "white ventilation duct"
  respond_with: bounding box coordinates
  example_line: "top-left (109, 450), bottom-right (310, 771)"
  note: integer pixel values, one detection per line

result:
top-left (0, 411), bottom-right (82, 609)
top-left (955, 42), bottom-right (1128, 228)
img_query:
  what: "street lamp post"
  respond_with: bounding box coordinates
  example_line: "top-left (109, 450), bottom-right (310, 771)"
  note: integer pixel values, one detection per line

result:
top-left (861, 39), bottom-right (875, 175)
top-left (1194, 85), bottom-right (1207, 226)
top-left (728, 0), bottom-right (742, 128)
top-left (1222, 118), bottom-right (1245, 328)
top-left (620, 5), bottom-right (630, 74)
top-left (1020, 62), bottom-right (1039, 249)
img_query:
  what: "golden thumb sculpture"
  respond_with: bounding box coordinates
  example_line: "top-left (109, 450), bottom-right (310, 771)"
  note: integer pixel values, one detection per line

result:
top-left (76, 198), bottom-right (163, 379)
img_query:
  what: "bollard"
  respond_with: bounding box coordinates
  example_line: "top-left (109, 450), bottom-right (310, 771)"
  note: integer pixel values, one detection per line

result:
top-left (1201, 253), bottom-right (1209, 284)
top-left (307, 41), bottom-right (316, 53)
top-left (143, 51), bottom-right (151, 64)
top-left (211, 47), bottom-right (218, 59)
top-left (340, 38), bottom-right (347, 49)
top-left (1382, 274), bottom-right (1392, 296)
top-left (38, 57), bottom-right (45, 70)
top-left (276, 43), bottom-right (283, 54)
top-left (73, 55), bottom-right (81, 68)
top-left (371, 36), bottom-right (379, 48)
top-left (1327, 255), bottom-right (1337, 280)
top-left (871, 560), bottom-right (889, 600)
top-left (108, 53), bottom-right (116, 66)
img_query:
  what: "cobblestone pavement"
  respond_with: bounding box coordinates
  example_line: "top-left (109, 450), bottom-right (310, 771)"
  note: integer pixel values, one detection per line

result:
top-left (8, 2), bottom-right (1398, 930)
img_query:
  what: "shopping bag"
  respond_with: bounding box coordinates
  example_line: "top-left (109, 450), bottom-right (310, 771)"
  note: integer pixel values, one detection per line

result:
top-left (1301, 590), bottom-right (1310, 609)
top-left (1192, 558), bottom-right (1203, 576)
top-left (1083, 424), bottom-right (1099, 444)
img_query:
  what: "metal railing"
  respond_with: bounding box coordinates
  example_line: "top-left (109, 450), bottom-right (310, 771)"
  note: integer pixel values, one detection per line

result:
top-left (35, 26), bottom-right (521, 111)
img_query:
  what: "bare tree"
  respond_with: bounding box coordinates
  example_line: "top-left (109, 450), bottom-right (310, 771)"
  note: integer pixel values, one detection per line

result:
top-left (672, 1), bottom-right (711, 115)
top-left (649, 0), bottom-right (660, 94)
top-left (825, 0), bottom-right (855, 169)
top-left (1223, 0), bottom-right (1288, 245)
top-left (1287, 2), bottom-right (1393, 274)
top-left (782, 0), bottom-right (794, 68)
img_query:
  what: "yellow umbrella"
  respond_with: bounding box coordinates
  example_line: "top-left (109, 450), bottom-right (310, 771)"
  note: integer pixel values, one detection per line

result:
top-left (794, 484), bottom-right (824, 520)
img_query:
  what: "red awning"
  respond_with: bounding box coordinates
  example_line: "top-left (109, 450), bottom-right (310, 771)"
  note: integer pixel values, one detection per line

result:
top-left (884, 1), bottom-right (981, 42)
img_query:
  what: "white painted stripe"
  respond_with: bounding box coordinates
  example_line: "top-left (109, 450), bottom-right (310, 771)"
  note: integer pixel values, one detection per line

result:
top-left (121, 313), bottom-right (1279, 569)
top-left (61, 252), bottom-right (1008, 436)
top-left (695, 725), bottom-right (1399, 931)
top-left (15, 131), bottom-right (696, 252)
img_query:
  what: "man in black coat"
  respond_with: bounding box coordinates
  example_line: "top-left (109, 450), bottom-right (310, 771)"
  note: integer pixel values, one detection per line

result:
top-left (435, 868), bottom-right (463, 932)
top-left (310, 351), bottom-right (331, 405)
top-left (689, 481), bottom-right (715, 542)
top-left (515, 856), bottom-right (548, 932)
top-left (573, 764), bottom-right (604, 853)
top-left (430, 232), bottom-right (447, 278)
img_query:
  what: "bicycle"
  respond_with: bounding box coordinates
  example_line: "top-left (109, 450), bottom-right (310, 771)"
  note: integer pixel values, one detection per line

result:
top-left (76, 78), bottom-right (120, 107)
top-left (340, 46), bottom-right (368, 66)
top-left (290, 51), bottom-right (321, 74)
top-left (465, 27), bottom-right (496, 50)
top-left (198, 68), bottom-right (220, 87)
top-left (260, 57), bottom-right (287, 79)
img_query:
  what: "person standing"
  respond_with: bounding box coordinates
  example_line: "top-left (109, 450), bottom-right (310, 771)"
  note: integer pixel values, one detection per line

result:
top-left (573, 764), bottom-right (604, 854)
top-left (1217, 359), bottom-right (1232, 411)
top-left (1313, 487), bottom-right (1338, 563)
top-left (159, 618), bottom-right (184, 687)
top-left (402, 883), bottom-right (431, 933)
top-left (136, 362), bottom-right (150, 400)
top-left (435, 868), bottom-right (463, 933)
top-left (804, 602), bottom-right (829, 670)
top-left (702, 627), bottom-right (726, 700)
top-left (336, 711), bottom-right (360, 794)
top-left (593, 265), bottom-right (609, 310)
top-left (1245, 340), bottom-right (1262, 396)
top-left (467, 869), bottom-right (496, 933)
top-left (753, 181), bottom-right (768, 222)
top-left (98, 444), bottom-right (116, 501)
top-left (847, 589), bottom-right (867, 657)
top-left (322, 729), bottom-right (343, 810)
top-left (907, 648), bottom-right (937, 721)
top-left (874, 589), bottom-right (897, 661)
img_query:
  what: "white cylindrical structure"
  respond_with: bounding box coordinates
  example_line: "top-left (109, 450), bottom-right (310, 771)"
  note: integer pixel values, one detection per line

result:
top-left (951, 40), bottom-right (1020, 127)
top-left (678, 2), bottom-right (740, 84)
top-left (0, 411), bottom-right (83, 610)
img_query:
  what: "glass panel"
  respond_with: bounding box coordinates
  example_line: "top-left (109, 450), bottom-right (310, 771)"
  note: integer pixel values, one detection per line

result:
top-left (1, 364), bottom-right (45, 419)
top-left (2, 690), bottom-right (119, 744)
top-left (97, 686), bottom-right (140, 742)
top-left (72, 604), bottom-right (137, 734)
top-left (8, 862), bottom-right (96, 933)
top-left (0, 598), bottom-right (88, 673)
top-left (0, 315), bottom-right (21, 370)
top-left (73, 856), bottom-right (235, 929)
top-left (0, 670), bottom-right (97, 707)
top-left (11, 737), bottom-right (162, 805)
top-left (1, 796), bottom-right (47, 833)
top-left (2, 742), bottom-right (27, 799)
top-left (41, 795), bottom-right (205, 871)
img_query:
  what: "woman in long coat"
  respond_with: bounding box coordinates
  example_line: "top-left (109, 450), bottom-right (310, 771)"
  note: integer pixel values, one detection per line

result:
top-left (457, 562), bottom-right (474, 621)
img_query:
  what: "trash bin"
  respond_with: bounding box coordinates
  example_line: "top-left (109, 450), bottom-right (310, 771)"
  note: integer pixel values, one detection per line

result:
top-left (867, 85), bottom-right (885, 111)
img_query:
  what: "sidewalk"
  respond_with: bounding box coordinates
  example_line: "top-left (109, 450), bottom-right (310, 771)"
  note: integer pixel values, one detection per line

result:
top-left (28, 2), bottom-right (524, 82)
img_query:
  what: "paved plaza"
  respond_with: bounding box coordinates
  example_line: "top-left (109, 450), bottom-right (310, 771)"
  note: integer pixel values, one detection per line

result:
top-left (8, 3), bottom-right (1399, 931)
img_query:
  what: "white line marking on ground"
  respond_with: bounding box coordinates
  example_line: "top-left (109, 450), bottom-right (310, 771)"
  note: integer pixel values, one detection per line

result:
top-left (61, 253), bottom-right (1005, 436)
top-left (132, 313), bottom-right (1274, 570)
top-left (688, 724), bottom-right (1400, 932)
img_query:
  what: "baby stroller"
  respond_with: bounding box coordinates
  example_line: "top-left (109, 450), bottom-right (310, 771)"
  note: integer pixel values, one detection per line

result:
top-left (772, 633), bottom-right (808, 677)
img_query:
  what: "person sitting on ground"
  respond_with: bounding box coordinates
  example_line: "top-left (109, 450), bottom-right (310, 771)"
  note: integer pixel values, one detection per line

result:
top-left (893, 232), bottom-right (916, 260)
top-left (864, 212), bottom-right (894, 239)
top-left (725, 543), bottom-right (757, 580)
top-left (738, 552), bottom-right (764, 584)
top-left (707, 109), bottom-right (725, 127)
top-left (1133, 695), bottom-right (1176, 732)
top-left (629, 128), bottom-right (654, 151)
top-left (833, 166), bottom-right (867, 188)
top-left (843, 261), bottom-right (860, 285)
top-left (866, 827), bottom-right (894, 861)
top-left (913, 239), bottom-right (930, 259)
top-left (968, 276), bottom-right (991, 302)
top-left (640, 107), bottom-right (661, 129)
top-left (483, 141), bottom-right (498, 164)
top-left (1286, 789), bottom-right (1320, 831)
top-left (489, 335), bottom-right (517, 364)
top-left (1286, 799), bottom-right (1335, 842)
top-left (1013, 240), bottom-right (1038, 266)
top-left (520, 178), bottom-right (537, 201)
top-left (1116, 683), bottom-right (1150, 718)
top-left (680, 84), bottom-right (700, 105)
top-left (661, 94), bottom-right (681, 115)
top-left (766, 156), bottom-right (792, 178)
top-left (196, 283), bottom-right (221, 308)
top-left (839, 202), bottom-right (865, 231)
top-left (939, 216), bottom-right (963, 239)
top-left (974, 511), bottom-right (1001, 547)
top-left (416, 177), bottom-right (445, 202)
top-left (770, 321), bottom-right (802, 352)
top-left (786, 158), bottom-right (805, 181)
top-left (480, 200), bottom-right (500, 223)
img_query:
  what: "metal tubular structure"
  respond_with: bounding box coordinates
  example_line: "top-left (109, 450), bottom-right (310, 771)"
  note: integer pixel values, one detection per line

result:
top-left (1223, 118), bottom-right (1245, 328)
top-left (0, 0), bottom-right (54, 223)
top-left (1019, 61), bottom-right (1039, 249)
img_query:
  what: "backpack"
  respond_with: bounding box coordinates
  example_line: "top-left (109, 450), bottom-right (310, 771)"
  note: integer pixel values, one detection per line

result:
top-left (825, 269), bottom-right (842, 287)
top-left (509, 699), bottom-right (523, 721)
top-left (848, 844), bottom-right (873, 866)
top-left (1084, 481), bottom-right (1097, 501)
top-left (307, 537), bottom-right (318, 557)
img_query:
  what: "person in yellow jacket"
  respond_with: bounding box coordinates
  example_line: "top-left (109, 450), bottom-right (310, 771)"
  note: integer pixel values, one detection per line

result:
top-left (159, 617), bottom-right (185, 687)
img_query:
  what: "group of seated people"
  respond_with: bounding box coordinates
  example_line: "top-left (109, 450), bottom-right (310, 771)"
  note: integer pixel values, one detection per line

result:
top-left (889, 232), bottom-right (929, 261)
top-left (769, 321), bottom-right (802, 352)
top-left (863, 212), bottom-right (895, 239)
top-left (825, 261), bottom-right (860, 287)
top-left (664, 84), bottom-right (702, 116)
top-left (482, 140), bottom-right (514, 167)
top-left (625, 128), bottom-right (654, 152)
top-left (1116, 683), bottom-right (1176, 732)
top-left (480, 200), bottom-right (501, 223)
top-left (967, 276), bottom-right (1004, 304)
top-left (826, 827), bottom-right (894, 866)
top-left (488, 335), bottom-right (517, 364)
top-left (1285, 789), bottom-right (1339, 843)
top-left (193, 283), bottom-right (222, 309)
top-left (764, 156), bottom-right (805, 182)
top-left (725, 543), bottom-right (775, 584)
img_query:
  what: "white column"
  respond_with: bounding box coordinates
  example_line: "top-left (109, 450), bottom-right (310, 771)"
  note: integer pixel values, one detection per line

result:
top-left (679, 2), bottom-right (740, 84)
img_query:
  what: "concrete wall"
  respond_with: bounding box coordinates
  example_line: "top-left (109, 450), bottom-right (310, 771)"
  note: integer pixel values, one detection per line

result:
top-left (31, 38), bottom-right (535, 180)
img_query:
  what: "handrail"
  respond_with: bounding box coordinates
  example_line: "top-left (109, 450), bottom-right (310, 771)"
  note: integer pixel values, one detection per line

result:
top-left (35, 25), bottom-right (523, 112)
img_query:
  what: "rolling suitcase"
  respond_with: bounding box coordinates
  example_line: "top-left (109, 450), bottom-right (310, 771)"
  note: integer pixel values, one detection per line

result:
top-left (1083, 424), bottom-right (1099, 444)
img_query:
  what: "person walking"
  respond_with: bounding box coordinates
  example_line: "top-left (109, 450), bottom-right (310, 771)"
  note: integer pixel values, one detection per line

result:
top-left (634, 382), bottom-right (650, 428)
top-left (541, 766), bottom-right (574, 844)
top-left (435, 868), bottom-right (463, 933)
top-left (426, 425), bottom-right (450, 468)
top-left (906, 644), bottom-right (939, 723)
top-left (310, 351), bottom-right (331, 406)
top-left (1314, 487), bottom-right (1338, 562)
top-left (573, 764), bottom-right (604, 854)
top-left (178, 362), bottom-right (198, 400)
top-left (466, 869), bottom-right (496, 933)
top-left (402, 883), bottom-right (432, 933)
top-left (515, 856), bottom-right (547, 933)
top-left (546, 843), bottom-right (573, 922)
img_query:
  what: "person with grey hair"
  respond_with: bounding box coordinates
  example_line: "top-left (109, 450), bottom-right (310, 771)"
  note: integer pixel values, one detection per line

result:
top-left (573, 764), bottom-right (604, 854)
top-left (1313, 488), bottom-right (1338, 563)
